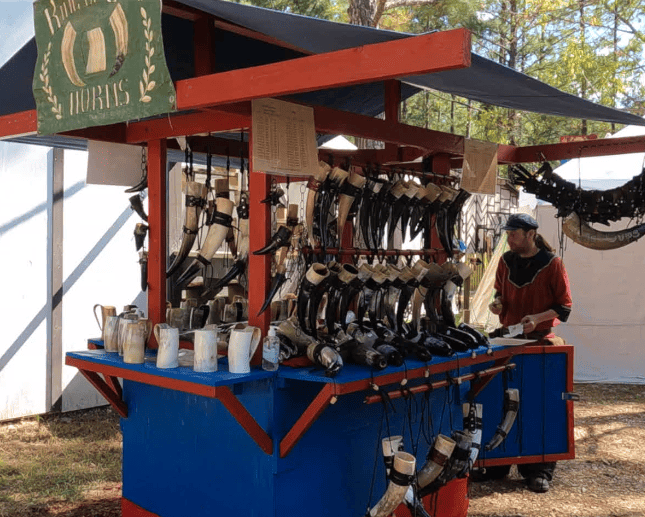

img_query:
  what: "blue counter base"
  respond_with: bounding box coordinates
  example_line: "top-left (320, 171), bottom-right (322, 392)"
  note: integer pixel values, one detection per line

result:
top-left (67, 344), bottom-right (575, 517)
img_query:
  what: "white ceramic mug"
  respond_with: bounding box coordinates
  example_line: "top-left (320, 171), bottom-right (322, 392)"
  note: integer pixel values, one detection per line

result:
top-left (123, 320), bottom-right (146, 364)
top-left (154, 323), bottom-right (179, 369)
top-left (194, 328), bottom-right (218, 372)
top-left (228, 326), bottom-right (261, 374)
top-left (103, 316), bottom-right (120, 353)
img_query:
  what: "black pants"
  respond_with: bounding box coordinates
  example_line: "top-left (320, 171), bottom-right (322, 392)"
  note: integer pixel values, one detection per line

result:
top-left (480, 462), bottom-right (556, 481)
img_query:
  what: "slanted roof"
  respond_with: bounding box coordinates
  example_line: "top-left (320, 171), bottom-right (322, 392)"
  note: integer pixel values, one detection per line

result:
top-left (0, 0), bottom-right (643, 147)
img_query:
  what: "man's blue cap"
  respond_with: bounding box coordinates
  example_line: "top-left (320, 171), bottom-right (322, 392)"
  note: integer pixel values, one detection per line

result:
top-left (502, 213), bottom-right (539, 231)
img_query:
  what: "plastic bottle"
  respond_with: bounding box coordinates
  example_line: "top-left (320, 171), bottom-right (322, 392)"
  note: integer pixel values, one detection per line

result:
top-left (262, 327), bottom-right (280, 371)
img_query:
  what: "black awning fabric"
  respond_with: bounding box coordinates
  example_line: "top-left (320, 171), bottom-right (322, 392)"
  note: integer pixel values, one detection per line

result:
top-left (1, 0), bottom-right (643, 128)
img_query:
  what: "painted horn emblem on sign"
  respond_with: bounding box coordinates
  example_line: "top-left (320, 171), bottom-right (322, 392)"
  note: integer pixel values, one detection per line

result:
top-left (60, 3), bottom-right (128, 87)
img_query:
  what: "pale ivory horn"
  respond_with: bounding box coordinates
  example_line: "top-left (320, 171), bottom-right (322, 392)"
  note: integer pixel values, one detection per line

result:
top-left (562, 211), bottom-right (645, 250)
top-left (199, 197), bottom-right (235, 261)
top-left (167, 181), bottom-right (207, 277)
top-left (337, 171), bottom-right (366, 238)
top-left (305, 161), bottom-right (331, 247)
top-left (175, 197), bottom-right (235, 286)
top-left (369, 451), bottom-right (416, 517)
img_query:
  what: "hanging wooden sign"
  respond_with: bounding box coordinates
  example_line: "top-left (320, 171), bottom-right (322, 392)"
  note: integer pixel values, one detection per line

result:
top-left (32, 0), bottom-right (176, 135)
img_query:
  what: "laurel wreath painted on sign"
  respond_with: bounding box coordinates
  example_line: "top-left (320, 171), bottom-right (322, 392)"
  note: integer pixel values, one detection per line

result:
top-left (39, 42), bottom-right (63, 119)
top-left (139, 7), bottom-right (157, 103)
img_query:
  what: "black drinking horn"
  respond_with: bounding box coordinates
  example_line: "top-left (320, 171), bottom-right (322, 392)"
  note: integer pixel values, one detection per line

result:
top-left (261, 187), bottom-right (285, 206)
top-left (324, 263), bottom-right (359, 332)
top-left (296, 263), bottom-right (329, 336)
top-left (134, 223), bottom-right (148, 252)
top-left (387, 182), bottom-right (418, 244)
top-left (129, 194), bottom-right (148, 222)
top-left (138, 250), bottom-right (148, 292)
top-left (309, 262), bottom-right (340, 337)
top-left (258, 264), bottom-right (288, 316)
top-left (253, 225), bottom-right (293, 255)
top-left (202, 259), bottom-right (246, 299)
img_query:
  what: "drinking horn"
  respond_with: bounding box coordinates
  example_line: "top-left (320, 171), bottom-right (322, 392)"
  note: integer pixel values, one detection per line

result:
top-left (416, 434), bottom-right (456, 490)
top-left (261, 187), bottom-right (285, 206)
top-left (337, 171), bottom-right (366, 240)
top-left (306, 342), bottom-right (343, 378)
top-left (387, 182), bottom-right (420, 244)
top-left (254, 225), bottom-right (293, 255)
top-left (134, 223), bottom-right (148, 252)
top-left (359, 177), bottom-right (387, 250)
top-left (166, 181), bottom-right (207, 277)
top-left (306, 161), bottom-right (331, 248)
top-left (410, 183), bottom-right (443, 240)
top-left (129, 194), bottom-right (148, 222)
top-left (324, 263), bottom-right (359, 332)
top-left (337, 264), bottom-right (371, 331)
top-left (275, 204), bottom-right (299, 267)
top-left (258, 264), bottom-right (287, 316)
top-left (368, 451), bottom-right (416, 517)
top-left (138, 250), bottom-right (148, 292)
top-left (175, 197), bottom-right (234, 286)
top-left (309, 262), bottom-right (341, 337)
top-left (434, 431), bottom-right (472, 488)
top-left (203, 259), bottom-right (246, 299)
top-left (296, 263), bottom-right (330, 335)
top-left (316, 167), bottom-right (349, 249)
top-left (485, 388), bottom-right (520, 451)
top-left (562, 211), bottom-right (645, 250)
top-left (458, 402), bottom-right (483, 477)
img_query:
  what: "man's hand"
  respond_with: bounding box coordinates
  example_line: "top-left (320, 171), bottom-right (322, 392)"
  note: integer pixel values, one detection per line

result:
top-left (489, 296), bottom-right (503, 315)
top-left (521, 315), bottom-right (538, 334)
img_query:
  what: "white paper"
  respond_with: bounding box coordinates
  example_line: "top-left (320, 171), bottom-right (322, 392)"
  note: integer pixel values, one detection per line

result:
top-left (251, 98), bottom-right (319, 177)
top-left (506, 323), bottom-right (524, 337)
top-left (86, 139), bottom-right (144, 186)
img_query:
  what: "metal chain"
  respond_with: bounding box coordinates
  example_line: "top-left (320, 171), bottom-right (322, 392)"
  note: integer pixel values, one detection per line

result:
top-left (140, 146), bottom-right (147, 182)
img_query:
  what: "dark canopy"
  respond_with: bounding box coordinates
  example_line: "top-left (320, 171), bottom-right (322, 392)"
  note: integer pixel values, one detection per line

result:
top-left (1, 0), bottom-right (643, 132)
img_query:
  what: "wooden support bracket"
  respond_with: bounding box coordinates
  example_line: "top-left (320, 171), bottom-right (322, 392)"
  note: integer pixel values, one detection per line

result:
top-left (67, 356), bottom-right (273, 454)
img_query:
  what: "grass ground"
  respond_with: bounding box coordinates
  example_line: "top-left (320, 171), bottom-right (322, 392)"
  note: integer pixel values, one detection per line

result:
top-left (1, 383), bottom-right (644, 516)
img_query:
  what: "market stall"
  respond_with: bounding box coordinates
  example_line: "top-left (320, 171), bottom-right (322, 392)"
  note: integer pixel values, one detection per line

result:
top-left (2, 1), bottom-right (645, 516)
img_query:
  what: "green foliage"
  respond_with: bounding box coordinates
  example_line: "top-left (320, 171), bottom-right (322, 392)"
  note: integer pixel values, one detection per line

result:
top-left (235, 0), bottom-right (645, 145)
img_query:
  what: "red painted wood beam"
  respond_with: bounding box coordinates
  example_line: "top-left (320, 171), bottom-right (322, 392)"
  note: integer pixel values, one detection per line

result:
top-left (190, 102), bottom-right (465, 153)
top-left (63, 123), bottom-right (127, 143)
top-left (126, 110), bottom-right (250, 144)
top-left (176, 29), bottom-right (471, 110)
top-left (384, 79), bottom-right (401, 157)
top-left (313, 104), bottom-right (465, 152)
top-left (280, 383), bottom-right (337, 457)
top-left (77, 369), bottom-right (128, 417)
top-left (122, 498), bottom-right (161, 517)
top-left (501, 134), bottom-right (645, 163)
top-left (0, 110), bottom-right (37, 139)
top-left (65, 355), bottom-right (219, 398)
top-left (216, 386), bottom-right (273, 454)
top-left (147, 139), bottom-right (167, 348)
top-left (248, 129), bottom-right (272, 340)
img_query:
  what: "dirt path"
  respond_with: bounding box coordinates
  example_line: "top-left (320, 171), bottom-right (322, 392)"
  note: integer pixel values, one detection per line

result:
top-left (1, 384), bottom-right (644, 516)
top-left (469, 383), bottom-right (645, 517)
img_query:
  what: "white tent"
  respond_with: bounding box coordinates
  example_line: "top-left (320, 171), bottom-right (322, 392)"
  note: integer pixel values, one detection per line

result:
top-left (475, 122), bottom-right (645, 383)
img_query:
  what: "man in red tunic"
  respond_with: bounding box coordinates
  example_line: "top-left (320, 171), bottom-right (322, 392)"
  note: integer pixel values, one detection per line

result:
top-left (485, 213), bottom-right (573, 493)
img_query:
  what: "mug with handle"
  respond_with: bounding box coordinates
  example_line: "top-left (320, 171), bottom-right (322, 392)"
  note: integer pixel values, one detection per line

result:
top-left (228, 326), bottom-right (261, 374)
top-left (123, 320), bottom-right (147, 364)
top-left (93, 304), bottom-right (116, 341)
